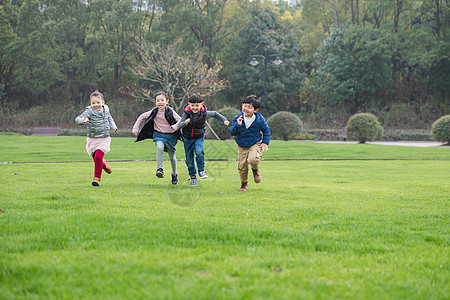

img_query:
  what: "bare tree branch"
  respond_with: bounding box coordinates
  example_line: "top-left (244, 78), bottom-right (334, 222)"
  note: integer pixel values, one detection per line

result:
top-left (132, 42), bottom-right (228, 112)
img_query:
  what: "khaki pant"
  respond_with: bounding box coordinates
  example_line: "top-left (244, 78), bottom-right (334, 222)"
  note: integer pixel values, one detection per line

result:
top-left (237, 141), bottom-right (262, 183)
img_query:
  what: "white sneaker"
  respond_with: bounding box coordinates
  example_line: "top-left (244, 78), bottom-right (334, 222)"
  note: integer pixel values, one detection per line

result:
top-left (190, 176), bottom-right (198, 186)
top-left (199, 171), bottom-right (208, 179)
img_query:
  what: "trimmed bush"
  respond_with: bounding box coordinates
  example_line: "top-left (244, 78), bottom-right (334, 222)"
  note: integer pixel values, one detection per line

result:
top-left (208, 107), bottom-right (241, 140)
top-left (267, 111), bottom-right (303, 141)
top-left (431, 115), bottom-right (450, 145)
top-left (346, 113), bottom-right (383, 143)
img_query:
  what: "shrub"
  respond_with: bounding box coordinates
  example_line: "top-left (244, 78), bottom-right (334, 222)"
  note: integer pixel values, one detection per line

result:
top-left (297, 133), bottom-right (316, 140)
top-left (379, 103), bottom-right (424, 129)
top-left (208, 107), bottom-right (241, 140)
top-left (431, 115), bottom-right (450, 145)
top-left (267, 111), bottom-right (303, 141)
top-left (346, 113), bottom-right (383, 143)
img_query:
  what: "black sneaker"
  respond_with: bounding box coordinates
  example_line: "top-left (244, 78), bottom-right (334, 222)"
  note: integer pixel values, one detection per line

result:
top-left (156, 168), bottom-right (164, 178)
top-left (171, 174), bottom-right (178, 185)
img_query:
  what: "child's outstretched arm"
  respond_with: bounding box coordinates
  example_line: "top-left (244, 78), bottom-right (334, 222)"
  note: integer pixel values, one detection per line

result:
top-left (132, 110), bottom-right (152, 136)
top-left (206, 111), bottom-right (229, 126)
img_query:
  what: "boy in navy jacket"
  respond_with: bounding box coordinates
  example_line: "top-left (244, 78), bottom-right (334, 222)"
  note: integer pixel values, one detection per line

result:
top-left (230, 95), bottom-right (270, 191)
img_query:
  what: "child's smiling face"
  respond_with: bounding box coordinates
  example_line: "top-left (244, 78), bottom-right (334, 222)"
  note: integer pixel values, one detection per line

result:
top-left (242, 103), bottom-right (257, 117)
top-left (188, 102), bottom-right (203, 113)
top-left (90, 96), bottom-right (104, 111)
top-left (155, 94), bottom-right (168, 110)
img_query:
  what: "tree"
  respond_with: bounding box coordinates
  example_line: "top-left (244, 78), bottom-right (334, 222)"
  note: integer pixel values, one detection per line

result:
top-left (181, 0), bottom-right (234, 68)
top-left (0, 0), bottom-right (18, 107)
top-left (1, 0), bottom-right (87, 107)
top-left (132, 42), bottom-right (227, 112)
top-left (219, 3), bottom-right (305, 114)
top-left (313, 24), bottom-right (392, 112)
top-left (148, 0), bottom-right (247, 70)
top-left (89, 0), bottom-right (141, 95)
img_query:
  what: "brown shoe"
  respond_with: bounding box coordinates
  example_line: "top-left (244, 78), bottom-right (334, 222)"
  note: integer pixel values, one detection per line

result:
top-left (239, 181), bottom-right (248, 192)
top-left (252, 168), bottom-right (262, 183)
top-left (103, 159), bottom-right (112, 174)
top-left (92, 177), bottom-right (101, 186)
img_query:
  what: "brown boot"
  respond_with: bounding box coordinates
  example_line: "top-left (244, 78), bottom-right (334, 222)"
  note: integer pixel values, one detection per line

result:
top-left (239, 181), bottom-right (248, 192)
top-left (92, 177), bottom-right (101, 186)
top-left (103, 159), bottom-right (112, 174)
top-left (252, 168), bottom-right (262, 183)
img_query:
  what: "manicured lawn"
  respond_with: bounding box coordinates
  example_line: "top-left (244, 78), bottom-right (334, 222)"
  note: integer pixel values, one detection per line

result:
top-left (1, 135), bottom-right (449, 162)
top-left (0, 136), bottom-right (448, 299)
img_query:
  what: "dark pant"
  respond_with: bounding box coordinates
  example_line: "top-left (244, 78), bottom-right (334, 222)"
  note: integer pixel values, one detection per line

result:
top-left (183, 137), bottom-right (205, 177)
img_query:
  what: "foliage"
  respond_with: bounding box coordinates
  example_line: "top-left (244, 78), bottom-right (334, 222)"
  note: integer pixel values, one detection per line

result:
top-left (132, 42), bottom-right (228, 113)
top-left (378, 103), bottom-right (425, 129)
top-left (297, 133), bottom-right (316, 140)
top-left (218, 3), bottom-right (306, 114)
top-left (267, 111), bottom-right (303, 141)
top-left (1, 0), bottom-right (450, 129)
top-left (431, 115), bottom-right (450, 145)
top-left (346, 113), bottom-right (383, 143)
top-left (207, 106), bottom-right (240, 140)
top-left (313, 24), bottom-right (392, 112)
top-left (0, 132), bottom-right (24, 136)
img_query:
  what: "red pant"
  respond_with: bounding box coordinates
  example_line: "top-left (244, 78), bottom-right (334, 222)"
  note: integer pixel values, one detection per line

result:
top-left (93, 150), bottom-right (105, 178)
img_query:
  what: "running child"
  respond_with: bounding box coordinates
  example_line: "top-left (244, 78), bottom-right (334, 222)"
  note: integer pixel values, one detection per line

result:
top-left (230, 95), bottom-right (270, 191)
top-left (133, 92), bottom-right (182, 184)
top-left (172, 94), bottom-right (229, 186)
top-left (75, 90), bottom-right (117, 186)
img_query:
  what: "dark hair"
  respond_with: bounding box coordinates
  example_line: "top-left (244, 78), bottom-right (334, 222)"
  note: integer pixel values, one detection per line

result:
top-left (243, 95), bottom-right (260, 110)
top-left (154, 91), bottom-right (168, 100)
top-left (188, 94), bottom-right (204, 103)
top-left (90, 90), bottom-right (104, 100)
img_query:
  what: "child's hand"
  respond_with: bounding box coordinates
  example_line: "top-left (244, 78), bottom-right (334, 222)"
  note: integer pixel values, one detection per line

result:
top-left (83, 118), bottom-right (89, 123)
top-left (132, 131), bottom-right (137, 136)
top-left (237, 116), bottom-right (243, 125)
top-left (261, 143), bottom-right (269, 152)
top-left (113, 129), bottom-right (117, 132)
top-left (184, 118), bottom-right (191, 125)
top-left (224, 120), bottom-right (230, 126)
top-left (170, 124), bottom-right (178, 131)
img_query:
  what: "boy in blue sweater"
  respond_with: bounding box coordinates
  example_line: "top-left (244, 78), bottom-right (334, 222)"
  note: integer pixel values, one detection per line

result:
top-left (230, 95), bottom-right (270, 191)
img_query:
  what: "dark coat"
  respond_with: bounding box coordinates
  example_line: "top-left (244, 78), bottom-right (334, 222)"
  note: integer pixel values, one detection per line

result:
top-left (135, 107), bottom-right (182, 142)
top-left (181, 104), bottom-right (208, 139)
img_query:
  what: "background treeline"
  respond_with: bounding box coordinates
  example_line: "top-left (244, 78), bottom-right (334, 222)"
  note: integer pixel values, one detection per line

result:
top-left (0, 0), bottom-right (449, 130)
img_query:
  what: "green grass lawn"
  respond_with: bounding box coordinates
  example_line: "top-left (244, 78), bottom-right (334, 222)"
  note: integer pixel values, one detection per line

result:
top-left (1, 135), bottom-right (449, 162)
top-left (0, 136), bottom-right (449, 299)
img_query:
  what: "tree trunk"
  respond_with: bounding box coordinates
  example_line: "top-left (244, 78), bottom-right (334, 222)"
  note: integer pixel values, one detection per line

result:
top-left (394, 0), bottom-right (402, 33)
top-left (356, 0), bottom-right (359, 25)
top-left (435, 0), bottom-right (441, 36)
top-left (351, 0), bottom-right (355, 25)
top-left (332, 0), bottom-right (339, 27)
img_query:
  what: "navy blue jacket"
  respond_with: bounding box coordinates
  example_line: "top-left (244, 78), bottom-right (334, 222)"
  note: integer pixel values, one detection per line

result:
top-left (230, 112), bottom-right (270, 148)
